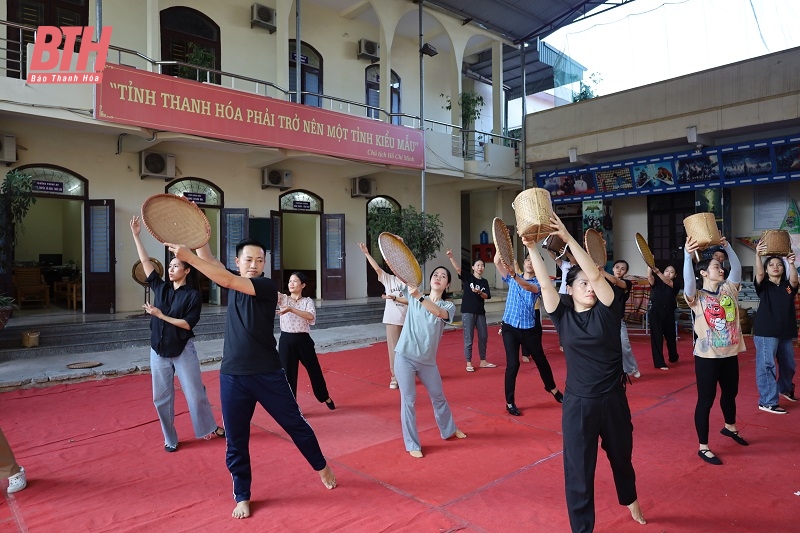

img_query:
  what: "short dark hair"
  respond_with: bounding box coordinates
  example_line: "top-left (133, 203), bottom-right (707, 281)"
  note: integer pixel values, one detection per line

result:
top-left (565, 265), bottom-right (584, 286)
top-left (613, 259), bottom-right (629, 270)
top-left (235, 239), bottom-right (266, 258)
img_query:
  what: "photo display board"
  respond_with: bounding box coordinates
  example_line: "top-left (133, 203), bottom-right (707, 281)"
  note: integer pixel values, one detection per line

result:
top-left (537, 134), bottom-right (800, 204)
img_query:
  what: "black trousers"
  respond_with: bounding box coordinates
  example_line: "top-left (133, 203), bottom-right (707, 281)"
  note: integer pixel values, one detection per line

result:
top-left (501, 321), bottom-right (556, 405)
top-left (649, 306), bottom-right (679, 367)
top-left (563, 384), bottom-right (637, 533)
top-left (279, 332), bottom-right (330, 403)
top-left (220, 372), bottom-right (326, 503)
top-left (694, 355), bottom-right (739, 445)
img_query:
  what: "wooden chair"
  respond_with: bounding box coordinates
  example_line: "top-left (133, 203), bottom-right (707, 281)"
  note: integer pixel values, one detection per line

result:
top-left (14, 267), bottom-right (50, 308)
top-left (68, 282), bottom-right (82, 310)
top-left (54, 280), bottom-right (71, 305)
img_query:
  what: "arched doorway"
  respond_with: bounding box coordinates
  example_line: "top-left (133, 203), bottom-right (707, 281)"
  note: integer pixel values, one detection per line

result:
top-left (10, 165), bottom-right (96, 313)
top-left (273, 190), bottom-right (345, 300)
top-left (365, 195), bottom-right (400, 297)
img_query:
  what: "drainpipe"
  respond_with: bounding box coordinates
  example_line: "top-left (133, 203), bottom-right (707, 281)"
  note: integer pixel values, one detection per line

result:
top-left (295, 0), bottom-right (302, 104)
top-left (95, 0), bottom-right (102, 41)
top-left (520, 42), bottom-right (527, 190)
top-left (419, 0), bottom-right (427, 281)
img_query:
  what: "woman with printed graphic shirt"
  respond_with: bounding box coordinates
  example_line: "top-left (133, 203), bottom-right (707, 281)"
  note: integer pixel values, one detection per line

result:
top-left (752, 241), bottom-right (798, 414)
top-left (447, 249), bottom-right (495, 372)
top-left (130, 216), bottom-right (224, 453)
top-left (278, 272), bottom-right (335, 411)
top-left (358, 242), bottom-right (407, 389)
top-left (684, 236), bottom-right (748, 466)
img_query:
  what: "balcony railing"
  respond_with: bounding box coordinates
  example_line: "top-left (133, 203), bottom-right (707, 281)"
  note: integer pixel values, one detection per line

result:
top-left (1, 18), bottom-right (518, 168)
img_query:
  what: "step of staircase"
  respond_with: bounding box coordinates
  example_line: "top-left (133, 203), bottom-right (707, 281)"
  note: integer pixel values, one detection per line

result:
top-left (0, 301), bottom-right (385, 362)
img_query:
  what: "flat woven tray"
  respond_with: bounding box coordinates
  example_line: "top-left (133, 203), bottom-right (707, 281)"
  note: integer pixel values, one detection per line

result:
top-left (635, 233), bottom-right (656, 269)
top-left (584, 228), bottom-right (607, 267)
top-left (141, 194), bottom-right (211, 250)
top-left (131, 258), bottom-right (164, 287)
top-left (378, 233), bottom-right (422, 287)
top-left (67, 361), bottom-right (102, 369)
top-left (492, 218), bottom-right (514, 270)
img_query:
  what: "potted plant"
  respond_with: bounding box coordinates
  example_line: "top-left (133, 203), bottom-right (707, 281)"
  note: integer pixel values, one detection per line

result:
top-left (179, 42), bottom-right (215, 82)
top-left (0, 294), bottom-right (18, 330)
top-left (0, 169), bottom-right (37, 296)
top-left (441, 91), bottom-right (485, 157)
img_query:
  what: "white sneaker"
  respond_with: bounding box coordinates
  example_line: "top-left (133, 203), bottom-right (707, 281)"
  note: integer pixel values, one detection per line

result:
top-left (632, 370), bottom-right (641, 378)
top-left (7, 467), bottom-right (26, 494)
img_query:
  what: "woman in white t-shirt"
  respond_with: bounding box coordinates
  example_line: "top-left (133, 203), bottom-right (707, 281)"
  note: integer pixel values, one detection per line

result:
top-left (358, 242), bottom-right (408, 389)
top-left (278, 272), bottom-right (335, 411)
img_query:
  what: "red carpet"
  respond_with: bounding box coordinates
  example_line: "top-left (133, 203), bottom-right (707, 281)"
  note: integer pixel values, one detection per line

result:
top-left (1, 325), bottom-right (799, 532)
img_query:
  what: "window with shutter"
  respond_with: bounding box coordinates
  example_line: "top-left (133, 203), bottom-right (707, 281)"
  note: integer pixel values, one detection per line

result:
top-left (6, 0), bottom-right (86, 79)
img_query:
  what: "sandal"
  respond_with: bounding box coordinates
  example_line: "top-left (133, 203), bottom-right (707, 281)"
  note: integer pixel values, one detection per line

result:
top-left (466, 366), bottom-right (475, 372)
top-left (479, 362), bottom-right (497, 368)
top-left (214, 426), bottom-right (225, 438)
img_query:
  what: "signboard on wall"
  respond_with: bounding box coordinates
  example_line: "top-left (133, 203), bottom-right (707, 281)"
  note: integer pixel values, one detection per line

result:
top-left (96, 64), bottom-right (424, 169)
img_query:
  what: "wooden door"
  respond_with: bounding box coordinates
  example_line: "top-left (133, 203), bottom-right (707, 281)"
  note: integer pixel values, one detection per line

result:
top-left (84, 199), bottom-right (115, 313)
top-left (321, 214), bottom-right (346, 300)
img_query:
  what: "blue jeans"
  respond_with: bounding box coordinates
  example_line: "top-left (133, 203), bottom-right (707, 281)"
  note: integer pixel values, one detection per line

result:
top-left (150, 339), bottom-right (218, 447)
top-left (753, 336), bottom-right (797, 407)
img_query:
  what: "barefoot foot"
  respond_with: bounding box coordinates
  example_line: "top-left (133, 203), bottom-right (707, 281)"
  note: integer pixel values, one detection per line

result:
top-left (319, 464), bottom-right (336, 489)
top-left (409, 450), bottom-right (423, 458)
top-left (627, 500), bottom-right (646, 525)
top-left (450, 429), bottom-right (467, 439)
top-left (232, 500), bottom-right (251, 519)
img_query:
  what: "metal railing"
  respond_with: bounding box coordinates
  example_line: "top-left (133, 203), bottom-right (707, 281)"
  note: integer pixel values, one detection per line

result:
top-left (1, 18), bottom-right (519, 167)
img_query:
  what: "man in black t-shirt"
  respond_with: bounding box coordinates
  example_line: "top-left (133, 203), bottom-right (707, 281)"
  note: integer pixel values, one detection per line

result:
top-left (168, 239), bottom-right (336, 520)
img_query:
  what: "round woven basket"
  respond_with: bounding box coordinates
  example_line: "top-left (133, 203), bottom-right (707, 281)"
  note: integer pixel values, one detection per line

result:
top-left (683, 212), bottom-right (720, 250)
top-left (377, 233), bottom-right (422, 287)
top-left (512, 188), bottom-right (553, 241)
top-left (131, 258), bottom-right (164, 287)
top-left (492, 217), bottom-right (514, 270)
top-left (584, 228), bottom-right (607, 267)
top-left (761, 229), bottom-right (791, 256)
top-left (635, 233), bottom-right (656, 269)
top-left (141, 194), bottom-right (211, 250)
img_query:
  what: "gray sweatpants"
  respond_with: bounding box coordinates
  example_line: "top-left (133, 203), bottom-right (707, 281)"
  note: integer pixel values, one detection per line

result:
top-left (394, 353), bottom-right (457, 452)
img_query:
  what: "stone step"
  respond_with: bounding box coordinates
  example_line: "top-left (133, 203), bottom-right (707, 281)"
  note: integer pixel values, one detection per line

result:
top-left (0, 301), bottom-right (385, 362)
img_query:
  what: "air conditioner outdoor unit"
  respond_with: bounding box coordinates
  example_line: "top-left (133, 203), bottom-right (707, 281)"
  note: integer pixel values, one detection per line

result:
top-left (251, 3), bottom-right (277, 33)
top-left (0, 133), bottom-right (17, 164)
top-left (351, 177), bottom-right (376, 198)
top-left (357, 38), bottom-right (380, 62)
top-left (140, 151), bottom-right (176, 180)
top-left (262, 168), bottom-right (292, 189)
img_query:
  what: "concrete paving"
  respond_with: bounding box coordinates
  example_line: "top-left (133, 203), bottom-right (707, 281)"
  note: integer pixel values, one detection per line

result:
top-left (0, 311), bottom-right (507, 391)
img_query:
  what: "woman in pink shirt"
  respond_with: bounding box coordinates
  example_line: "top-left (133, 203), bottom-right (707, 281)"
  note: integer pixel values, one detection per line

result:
top-left (278, 272), bottom-right (335, 410)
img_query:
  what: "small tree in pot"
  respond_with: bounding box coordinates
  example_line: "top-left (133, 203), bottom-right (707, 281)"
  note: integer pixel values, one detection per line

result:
top-left (0, 169), bottom-right (37, 296)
